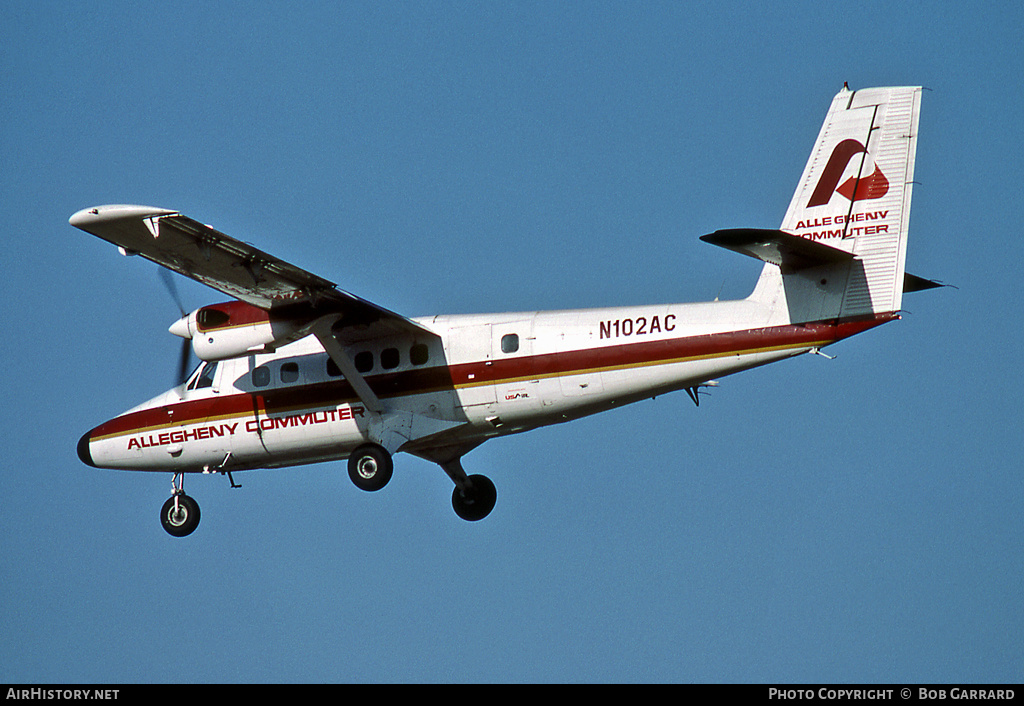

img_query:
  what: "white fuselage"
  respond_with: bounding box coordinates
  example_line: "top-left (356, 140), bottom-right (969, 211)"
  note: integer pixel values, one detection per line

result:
top-left (80, 293), bottom-right (884, 475)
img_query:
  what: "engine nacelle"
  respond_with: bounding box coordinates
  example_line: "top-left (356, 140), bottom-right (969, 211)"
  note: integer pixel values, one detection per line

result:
top-left (169, 300), bottom-right (306, 362)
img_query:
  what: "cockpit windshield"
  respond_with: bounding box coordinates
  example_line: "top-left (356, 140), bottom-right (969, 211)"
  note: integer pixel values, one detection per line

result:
top-left (186, 361), bottom-right (218, 391)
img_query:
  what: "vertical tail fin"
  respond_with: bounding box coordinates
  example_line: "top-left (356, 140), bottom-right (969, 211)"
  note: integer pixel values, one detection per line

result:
top-left (736, 86), bottom-right (923, 324)
top-left (777, 85), bottom-right (923, 319)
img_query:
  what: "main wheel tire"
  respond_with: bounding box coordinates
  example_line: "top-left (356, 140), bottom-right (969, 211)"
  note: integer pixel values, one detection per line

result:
top-left (452, 474), bottom-right (497, 521)
top-left (160, 494), bottom-right (201, 537)
top-left (347, 443), bottom-right (394, 492)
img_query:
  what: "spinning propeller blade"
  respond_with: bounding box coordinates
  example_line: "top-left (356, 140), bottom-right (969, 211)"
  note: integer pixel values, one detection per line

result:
top-left (159, 268), bottom-right (195, 385)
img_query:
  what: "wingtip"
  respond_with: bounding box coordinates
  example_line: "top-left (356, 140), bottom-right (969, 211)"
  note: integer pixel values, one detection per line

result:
top-left (69, 204), bottom-right (177, 228)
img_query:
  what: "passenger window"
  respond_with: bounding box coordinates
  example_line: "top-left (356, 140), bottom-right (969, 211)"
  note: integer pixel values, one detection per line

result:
top-left (381, 347), bottom-right (400, 370)
top-left (410, 343), bottom-right (429, 366)
top-left (501, 333), bottom-right (519, 354)
top-left (280, 362), bottom-right (299, 383)
top-left (252, 365), bottom-right (270, 388)
top-left (326, 357), bottom-right (342, 377)
top-left (355, 351), bottom-right (373, 373)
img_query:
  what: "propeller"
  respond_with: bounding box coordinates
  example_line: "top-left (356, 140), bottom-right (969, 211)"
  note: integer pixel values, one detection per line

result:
top-left (159, 268), bottom-right (195, 385)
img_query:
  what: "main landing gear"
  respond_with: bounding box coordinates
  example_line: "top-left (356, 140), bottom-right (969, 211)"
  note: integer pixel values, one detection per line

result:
top-left (161, 473), bottom-right (200, 537)
top-left (440, 456), bottom-right (497, 522)
top-left (346, 443), bottom-right (497, 521)
top-left (440, 454), bottom-right (495, 520)
top-left (451, 473), bottom-right (497, 522)
top-left (347, 443), bottom-right (394, 492)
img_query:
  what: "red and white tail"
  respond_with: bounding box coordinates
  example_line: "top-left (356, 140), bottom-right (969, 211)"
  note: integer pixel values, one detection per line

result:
top-left (778, 85), bottom-right (923, 319)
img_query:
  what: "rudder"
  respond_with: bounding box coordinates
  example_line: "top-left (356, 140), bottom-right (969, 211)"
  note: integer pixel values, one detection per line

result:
top-left (779, 85), bottom-right (923, 318)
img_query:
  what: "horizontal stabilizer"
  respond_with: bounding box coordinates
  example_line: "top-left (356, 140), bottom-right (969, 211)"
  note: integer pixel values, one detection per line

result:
top-left (700, 228), bottom-right (853, 270)
top-left (903, 273), bottom-right (949, 293)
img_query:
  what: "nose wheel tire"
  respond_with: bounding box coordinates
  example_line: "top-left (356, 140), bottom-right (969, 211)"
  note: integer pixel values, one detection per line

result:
top-left (452, 474), bottom-right (497, 521)
top-left (160, 494), bottom-right (201, 537)
top-left (347, 443), bottom-right (394, 492)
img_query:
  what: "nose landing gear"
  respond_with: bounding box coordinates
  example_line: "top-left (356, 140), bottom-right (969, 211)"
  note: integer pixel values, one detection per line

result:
top-left (161, 473), bottom-right (200, 537)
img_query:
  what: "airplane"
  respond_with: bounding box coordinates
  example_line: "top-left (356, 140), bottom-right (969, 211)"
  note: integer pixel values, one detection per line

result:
top-left (74, 85), bottom-right (939, 536)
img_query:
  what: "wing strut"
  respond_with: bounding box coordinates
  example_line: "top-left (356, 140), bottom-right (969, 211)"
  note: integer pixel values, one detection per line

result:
top-left (312, 317), bottom-right (385, 414)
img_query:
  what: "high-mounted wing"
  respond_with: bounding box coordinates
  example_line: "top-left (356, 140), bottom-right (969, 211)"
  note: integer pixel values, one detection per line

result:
top-left (70, 204), bottom-right (435, 344)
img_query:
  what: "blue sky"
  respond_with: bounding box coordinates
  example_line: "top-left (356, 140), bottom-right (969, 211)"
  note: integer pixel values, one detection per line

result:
top-left (2, 0), bottom-right (1022, 684)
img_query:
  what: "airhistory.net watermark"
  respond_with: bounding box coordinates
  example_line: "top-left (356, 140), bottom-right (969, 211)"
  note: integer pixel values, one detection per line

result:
top-left (5, 689), bottom-right (118, 700)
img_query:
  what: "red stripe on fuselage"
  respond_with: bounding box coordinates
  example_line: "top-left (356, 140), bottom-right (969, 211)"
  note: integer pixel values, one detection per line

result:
top-left (87, 314), bottom-right (895, 440)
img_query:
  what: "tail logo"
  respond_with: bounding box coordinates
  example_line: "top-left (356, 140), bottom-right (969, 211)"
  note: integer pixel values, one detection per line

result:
top-left (807, 139), bottom-right (889, 207)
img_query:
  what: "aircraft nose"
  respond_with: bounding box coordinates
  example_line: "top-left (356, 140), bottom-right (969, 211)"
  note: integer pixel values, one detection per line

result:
top-left (77, 431), bottom-right (96, 467)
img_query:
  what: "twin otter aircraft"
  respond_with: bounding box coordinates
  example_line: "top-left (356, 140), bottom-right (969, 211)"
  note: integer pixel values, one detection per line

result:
top-left (75, 85), bottom-right (935, 536)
